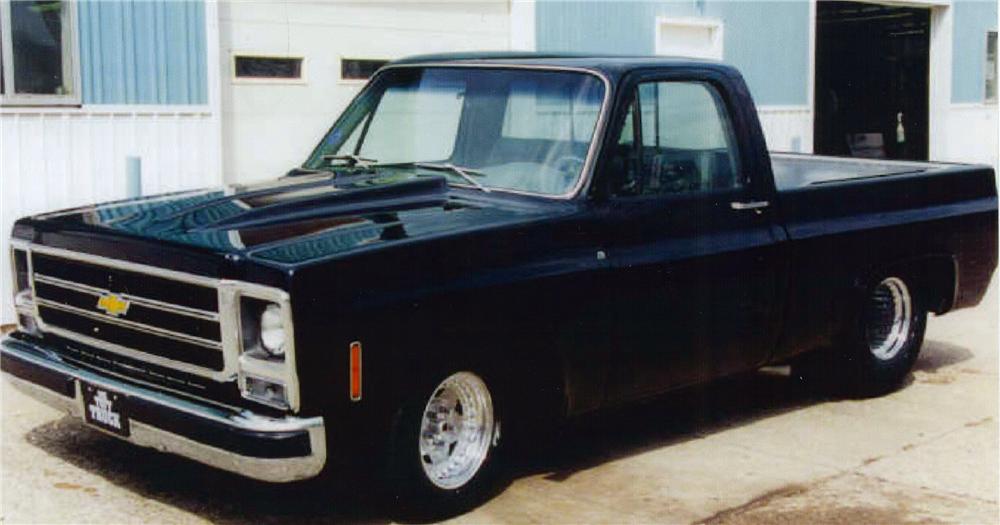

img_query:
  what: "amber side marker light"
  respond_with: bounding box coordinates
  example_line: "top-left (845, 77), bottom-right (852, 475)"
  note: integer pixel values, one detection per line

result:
top-left (349, 341), bottom-right (362, 401)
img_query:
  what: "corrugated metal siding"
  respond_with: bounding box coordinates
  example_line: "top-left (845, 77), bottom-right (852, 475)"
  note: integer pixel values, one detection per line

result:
top-left (78, 0), bottom-right (208, 105)
top-left (952, 0), bottom-right (998, 103)
top-left (0, 108), bottom-right (222, 323)
top-left (537, 0), bottom-right (996, 106)
top-left (535, 0), bottom-right (811, 106)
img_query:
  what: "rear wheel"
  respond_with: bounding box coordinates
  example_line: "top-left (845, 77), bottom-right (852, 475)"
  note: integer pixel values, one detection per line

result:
top-left (795, 274), bottom-right (927, 397)
top-left (386, 369), bottom-right (505, 518)
top-left (865, 277), bottom-right (917, 362)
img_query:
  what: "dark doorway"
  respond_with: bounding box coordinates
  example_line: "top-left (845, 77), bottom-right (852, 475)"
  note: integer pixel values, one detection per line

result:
top-left (814, 1), bottom-right (930, 160)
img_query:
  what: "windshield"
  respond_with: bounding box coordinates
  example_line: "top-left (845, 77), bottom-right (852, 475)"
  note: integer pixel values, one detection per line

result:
top-left (304, 67), bottom-right (607, 196)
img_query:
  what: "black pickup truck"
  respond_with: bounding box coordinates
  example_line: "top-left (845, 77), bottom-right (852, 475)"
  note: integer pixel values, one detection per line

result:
top-left (3, 53), bottom-right (996, 513)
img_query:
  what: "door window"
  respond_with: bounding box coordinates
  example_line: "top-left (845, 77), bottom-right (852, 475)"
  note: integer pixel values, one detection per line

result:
top-left (609, 81), bottom-right (741, 197)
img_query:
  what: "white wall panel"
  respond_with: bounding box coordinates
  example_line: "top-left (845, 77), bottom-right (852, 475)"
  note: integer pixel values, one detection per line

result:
top-left (757, 106), bottom-right (813, 153)
top-left (937, 104), bottom-right (999, 170)
top-left (755, 104), bottom-right (997, 170)
top-left (219, 1), bottom-right (511, 184)
top-left (0, 108), bottom-right (222, 323)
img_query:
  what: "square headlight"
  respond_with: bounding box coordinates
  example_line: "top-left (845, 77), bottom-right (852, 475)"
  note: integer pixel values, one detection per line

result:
top-left (239, 296), bottom-right (287, 361)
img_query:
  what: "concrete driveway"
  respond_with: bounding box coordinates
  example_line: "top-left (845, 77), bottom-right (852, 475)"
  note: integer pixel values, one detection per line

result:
top-left (2, 282), bottom-right (997, 524)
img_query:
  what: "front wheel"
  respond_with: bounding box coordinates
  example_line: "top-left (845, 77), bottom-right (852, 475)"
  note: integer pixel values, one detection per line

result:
top-left (385, 369), bottom-right (505, 518)
top-left (795, 274), bottom-right (927, 397)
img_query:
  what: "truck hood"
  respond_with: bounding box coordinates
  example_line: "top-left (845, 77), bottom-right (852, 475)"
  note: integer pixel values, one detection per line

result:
top-left (28, 171), bottom-right (566, 268)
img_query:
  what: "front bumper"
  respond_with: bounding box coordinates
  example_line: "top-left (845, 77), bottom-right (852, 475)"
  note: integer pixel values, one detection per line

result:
top-left (1, 335), bottom-right (326, 482)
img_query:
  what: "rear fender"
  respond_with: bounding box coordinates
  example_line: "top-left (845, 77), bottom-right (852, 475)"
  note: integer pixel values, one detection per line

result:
top-left (860, 254), bottom-right (958, 314)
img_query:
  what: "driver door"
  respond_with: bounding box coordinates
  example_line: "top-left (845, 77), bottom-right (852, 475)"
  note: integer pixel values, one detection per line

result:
top-left (600, 75), bottom-right (784, 402)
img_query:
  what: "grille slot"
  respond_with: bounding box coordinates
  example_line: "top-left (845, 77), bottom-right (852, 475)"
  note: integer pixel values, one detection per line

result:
top-left (32, 252), bottom-right (218, 312)
top-left (48, 333), bottom-right (247, 407)
top-left (37, 305), bottom-right (225, 370)
top-left (33, 278), bottom-right (222, 341)
top-left (28, 250), bottom-right (230, 379)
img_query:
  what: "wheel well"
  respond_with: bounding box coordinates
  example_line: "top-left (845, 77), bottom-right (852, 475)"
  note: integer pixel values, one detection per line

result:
top-left (879, 256), bottom-right (957, 315)
top-left (383, 323), bottom-right (570, 424)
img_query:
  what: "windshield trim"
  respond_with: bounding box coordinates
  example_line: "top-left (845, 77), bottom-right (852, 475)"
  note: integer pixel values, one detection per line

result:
top-left (303, 62), bottom-right (614, 201)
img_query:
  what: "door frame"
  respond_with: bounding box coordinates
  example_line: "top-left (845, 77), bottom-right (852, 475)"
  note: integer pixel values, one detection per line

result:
top-left (808, 0), bottom-right (952, 160)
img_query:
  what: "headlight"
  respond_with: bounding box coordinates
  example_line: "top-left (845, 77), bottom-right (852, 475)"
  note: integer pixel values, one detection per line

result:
top-left (235, 291), bottom-right (297, 411)
top-left (259, 304), bottom-right (286, 356)
top-left (239, 297), bottom-right (286, 361)
top-left (12, 248), bottom-right (30, 293)
top-left (11, 247), bottom-right (39, 335)
top-left (14, 288), bottom-right (33, 308)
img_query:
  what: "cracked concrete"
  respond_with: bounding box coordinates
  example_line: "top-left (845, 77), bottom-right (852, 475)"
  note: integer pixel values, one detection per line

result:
top-left (1, 279), bottom-right (996, 524)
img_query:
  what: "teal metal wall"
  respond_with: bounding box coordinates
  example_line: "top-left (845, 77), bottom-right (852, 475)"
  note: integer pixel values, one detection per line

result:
top-left (78, 0), bottom-right (208, 105)
top-left (952, 0), bottom-right (997, 103)
top-left (536, 0), bottom-right (811, 106)
top-left (538, 0), bottom-right (1000, 106)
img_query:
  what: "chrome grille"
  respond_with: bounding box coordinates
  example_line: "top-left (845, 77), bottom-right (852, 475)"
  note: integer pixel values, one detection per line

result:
top-left (23, 245), bottom-right (236, 380)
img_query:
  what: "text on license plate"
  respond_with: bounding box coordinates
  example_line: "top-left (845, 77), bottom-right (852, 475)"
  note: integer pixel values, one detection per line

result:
top-left (81, 382), bottom-right (130, 437)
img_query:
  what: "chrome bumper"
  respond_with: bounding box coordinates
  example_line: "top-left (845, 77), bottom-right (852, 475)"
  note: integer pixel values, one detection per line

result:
top-left (1, 335), bottom-right (326, 483)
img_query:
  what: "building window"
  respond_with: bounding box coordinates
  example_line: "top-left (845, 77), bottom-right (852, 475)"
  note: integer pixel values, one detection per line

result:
top-left (341, 58), bottom-right (388, 81)
top-left (654, 17), bottom-right (724, 61)
top-left (987, 32), bottom-right (997, 104)
top-left (232, 55), bottom-right (304, 83)
top-left (0, 0), bottom-right (80, 105)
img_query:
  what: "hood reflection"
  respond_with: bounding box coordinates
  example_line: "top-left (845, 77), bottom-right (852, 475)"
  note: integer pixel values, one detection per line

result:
top-left (37, 171), bottom-right (558, 267)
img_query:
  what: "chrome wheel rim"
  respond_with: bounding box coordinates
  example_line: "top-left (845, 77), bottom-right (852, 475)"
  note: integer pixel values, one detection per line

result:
top-left (419, 371), bottom-right (494, 490)
top-left (865, 277), bottom-right (913, 361)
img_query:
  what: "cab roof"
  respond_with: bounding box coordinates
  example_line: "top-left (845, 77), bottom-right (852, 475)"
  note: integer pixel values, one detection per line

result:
top-left (388, 52), bottom-right (741, 81)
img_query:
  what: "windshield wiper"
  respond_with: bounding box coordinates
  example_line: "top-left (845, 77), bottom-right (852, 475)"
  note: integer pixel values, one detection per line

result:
top-left (412, 162), bottom-right (490, 193)
top-left (323, 154), bottom-right (378, 167)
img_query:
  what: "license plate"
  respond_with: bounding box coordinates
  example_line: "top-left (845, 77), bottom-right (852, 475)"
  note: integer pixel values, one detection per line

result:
top-left (81, 382), bottom-right (130, 437)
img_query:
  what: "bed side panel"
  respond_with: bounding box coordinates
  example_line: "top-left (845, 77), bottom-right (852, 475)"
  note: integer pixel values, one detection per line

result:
top-left (771, 164), bottom-right (997, 362)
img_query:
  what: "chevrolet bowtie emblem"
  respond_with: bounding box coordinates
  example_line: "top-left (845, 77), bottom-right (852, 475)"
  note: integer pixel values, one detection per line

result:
top-left (96, 293), bottom-right (130, 317)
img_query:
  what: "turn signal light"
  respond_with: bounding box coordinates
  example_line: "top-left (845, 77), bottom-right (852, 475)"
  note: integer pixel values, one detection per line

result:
top-left (349, 341), bottom-right (362, 401)
top-left (243, 375), bottom-right (288, 409)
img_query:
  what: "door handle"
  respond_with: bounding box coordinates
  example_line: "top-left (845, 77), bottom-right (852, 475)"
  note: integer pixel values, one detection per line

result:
top-left (730, 200), bottom-right (770, 211)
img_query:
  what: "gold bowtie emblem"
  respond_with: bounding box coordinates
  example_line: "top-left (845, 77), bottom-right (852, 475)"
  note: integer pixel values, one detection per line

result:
top-left (96, 293), bottom-right (130, 317)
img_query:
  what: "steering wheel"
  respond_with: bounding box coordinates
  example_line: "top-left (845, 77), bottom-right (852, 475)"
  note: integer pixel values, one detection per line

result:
top-left (553, 155), bottom-right (586, 175)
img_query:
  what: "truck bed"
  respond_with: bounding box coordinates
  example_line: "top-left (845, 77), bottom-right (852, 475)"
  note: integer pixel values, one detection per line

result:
top-left (770, 152), bottom-right (955, 191)
top-left (771, 151), bottom-right (997, 315)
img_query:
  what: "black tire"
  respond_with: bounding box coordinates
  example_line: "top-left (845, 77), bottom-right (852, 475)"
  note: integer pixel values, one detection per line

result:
top-left (794, 273), bottom-right (927, 398)
top-left (384, 367), bottom-right (507, 520)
